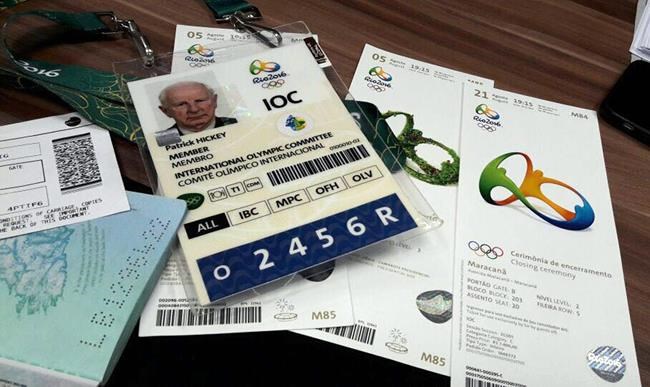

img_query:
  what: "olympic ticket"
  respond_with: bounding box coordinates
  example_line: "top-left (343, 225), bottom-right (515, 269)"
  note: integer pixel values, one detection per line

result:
top-left (297, 44), bottom-right (493, 375)
top-left (127, 42), bottom-right (424, 306)
top-left (171, 25), bottom-right (322, 73)
top-left (137, 27), bottom-right (355, 336)
top-left (450, 86), bottom-right (640, 386)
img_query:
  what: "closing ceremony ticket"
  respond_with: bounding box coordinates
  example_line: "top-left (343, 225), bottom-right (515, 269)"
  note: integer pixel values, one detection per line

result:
top-left (128, 42), bottom-right (423, 305)
top-left (451, 87), bottom-right (640, 386)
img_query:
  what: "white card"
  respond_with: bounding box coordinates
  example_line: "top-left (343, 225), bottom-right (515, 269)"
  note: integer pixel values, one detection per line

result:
top-left (297, 44), bottom-right (493, 375)
top-left (0, 114), bottom-right (129, 239)
top-left (138, 26), bottom-right (354, 336)
top-left (451, 86), bottom-right (641, 386)
top-left (172, 25), bottom-right (325, 73)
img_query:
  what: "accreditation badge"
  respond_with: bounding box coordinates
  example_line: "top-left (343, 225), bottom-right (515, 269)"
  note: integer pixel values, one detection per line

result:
top-left (127, 42), bottom-right (423, 305)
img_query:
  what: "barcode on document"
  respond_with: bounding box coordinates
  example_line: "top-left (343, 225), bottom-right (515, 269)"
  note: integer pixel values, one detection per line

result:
top-left (267, 144), bottom-right (370, 186)
top-left (318, 323), bottom-right (376, 345)
top-left (155, 306), bottom-right (261, 326)
top-left (465, 378), bottom-right (506, 387)
top-left (52, 133), bottom-right (101, 192)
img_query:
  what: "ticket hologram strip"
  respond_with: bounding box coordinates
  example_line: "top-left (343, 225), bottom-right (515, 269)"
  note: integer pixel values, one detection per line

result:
top-left (198, 193), bottom-right (416, 302)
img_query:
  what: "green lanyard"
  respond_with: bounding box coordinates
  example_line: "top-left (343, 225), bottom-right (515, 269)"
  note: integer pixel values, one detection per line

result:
top-left (0, 1), bottom-right (277, 144)
top-left (205, 0), bottom-right (281, 47)
top-left (0, 10), bottom-right (148, 143)
top-left (203, 0), bottom-right (259, 19)
top-left (0, 0), bottom-right (26, 11)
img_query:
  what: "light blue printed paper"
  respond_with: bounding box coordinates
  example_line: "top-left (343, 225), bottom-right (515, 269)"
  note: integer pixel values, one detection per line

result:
top-left (0, 192), bottom-right (186, 386)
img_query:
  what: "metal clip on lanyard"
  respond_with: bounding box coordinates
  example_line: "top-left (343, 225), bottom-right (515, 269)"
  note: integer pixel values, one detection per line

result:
top-left (94, 12), bottom-right (155, 67)
top-left (204, 0), bottom-right (282, 48)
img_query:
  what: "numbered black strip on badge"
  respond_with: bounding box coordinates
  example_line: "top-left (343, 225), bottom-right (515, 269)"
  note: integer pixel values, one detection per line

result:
top-left (197, 193), bottom-right (417, 302)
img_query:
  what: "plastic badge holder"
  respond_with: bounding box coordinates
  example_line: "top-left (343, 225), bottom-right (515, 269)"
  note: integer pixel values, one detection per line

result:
top-left (114, 22), bottom-right (441, 309)
top-left (114, 23), bottom-right (346, 311)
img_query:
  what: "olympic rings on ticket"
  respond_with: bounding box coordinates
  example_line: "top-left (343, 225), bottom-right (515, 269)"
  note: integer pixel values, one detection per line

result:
top-left (367, 83), bottom-right (386, 92)
top-left (477, 122), bottom-right (496, 132)
top-left (468, 240), bottom-right (503, 259)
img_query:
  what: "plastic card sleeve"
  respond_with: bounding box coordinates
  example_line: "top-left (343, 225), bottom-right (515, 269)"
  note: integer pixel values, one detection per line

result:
top-left (113, 22), bottom-right (440, 307)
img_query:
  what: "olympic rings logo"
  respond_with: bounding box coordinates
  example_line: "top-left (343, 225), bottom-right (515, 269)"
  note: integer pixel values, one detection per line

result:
top-left (188, 62), bottom-right (209, 68)
top-left (250, 59), bottom-right (281, 75)
top-left (468, 241), bottom-right (504, 259)
top-left (187, 44), bottom-right (214, 58)
top-left (367, 83), bottom-right (386, 92)
top-left (475, 104), bottom-right (500, 120)
top-left (479, 152), bottom-right (595, 230)
top-left (369, 66), bottom-right (393, 81)
top-left (477, 123), bottom-right (497, 132)
top-left (262, 79), bottom-right (285, 88)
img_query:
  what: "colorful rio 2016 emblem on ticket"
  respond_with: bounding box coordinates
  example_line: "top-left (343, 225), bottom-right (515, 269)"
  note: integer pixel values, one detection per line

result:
top-left (249, 59), bottom-right (281, 75)
top-left (368, 66), bottom-right (392, 81)
top-left (475, 103), bottom-right (500, 120)
top-left (187, 44), bottom-right (214, 58)
top-left (478, 152), bottom-right (595, 231)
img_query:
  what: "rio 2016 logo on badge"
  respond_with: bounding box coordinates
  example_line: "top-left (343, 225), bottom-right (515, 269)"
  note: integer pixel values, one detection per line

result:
top-left (365, 66), bottom-right (393, 93)
top-left (250, 59), bottom-right (288, 88)
top-left (277, 113), bottom-right (313, 136)
top-left (478, 152), bottom-right (595, 231)
top-left (474, 104), bottom-right (501, 132)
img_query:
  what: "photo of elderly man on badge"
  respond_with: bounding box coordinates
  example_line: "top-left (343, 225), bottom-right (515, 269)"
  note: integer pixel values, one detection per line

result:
top-left (154, 81), bottom-right (237, 146)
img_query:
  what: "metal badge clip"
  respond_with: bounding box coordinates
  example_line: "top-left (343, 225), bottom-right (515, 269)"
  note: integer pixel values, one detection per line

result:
top-left (217, 10), bottom-right (282, 48)
top-left (96, 12), bottom-right (155, 67)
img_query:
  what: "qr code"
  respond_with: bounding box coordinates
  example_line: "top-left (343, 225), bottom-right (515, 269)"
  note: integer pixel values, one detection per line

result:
top-left (52, 133), bottom-right (102, 192)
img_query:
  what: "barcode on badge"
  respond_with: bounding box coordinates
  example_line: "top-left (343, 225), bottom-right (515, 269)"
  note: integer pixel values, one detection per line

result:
top-left (155, 306), bottom-right (262, 326)
top-left (267, 144), bottom-right (370, 186)
top-left (52, 133), bottom-right (101, 192)
top-left (318, 323), bottom-right (376, 345)
top-left (465, 378), bottom-right (505, 387)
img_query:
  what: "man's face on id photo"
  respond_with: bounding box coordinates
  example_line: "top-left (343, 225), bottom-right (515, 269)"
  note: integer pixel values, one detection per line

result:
top-left (160, 82), bottom-right (217, 132)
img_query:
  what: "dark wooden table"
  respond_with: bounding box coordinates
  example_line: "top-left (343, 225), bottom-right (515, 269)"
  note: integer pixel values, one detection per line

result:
top-left (1, 1), bottom-right (647, 386)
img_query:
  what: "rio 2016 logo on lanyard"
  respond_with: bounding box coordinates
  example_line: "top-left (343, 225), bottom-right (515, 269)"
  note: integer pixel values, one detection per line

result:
top-left (479, 152), bottom-right (595, 231)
